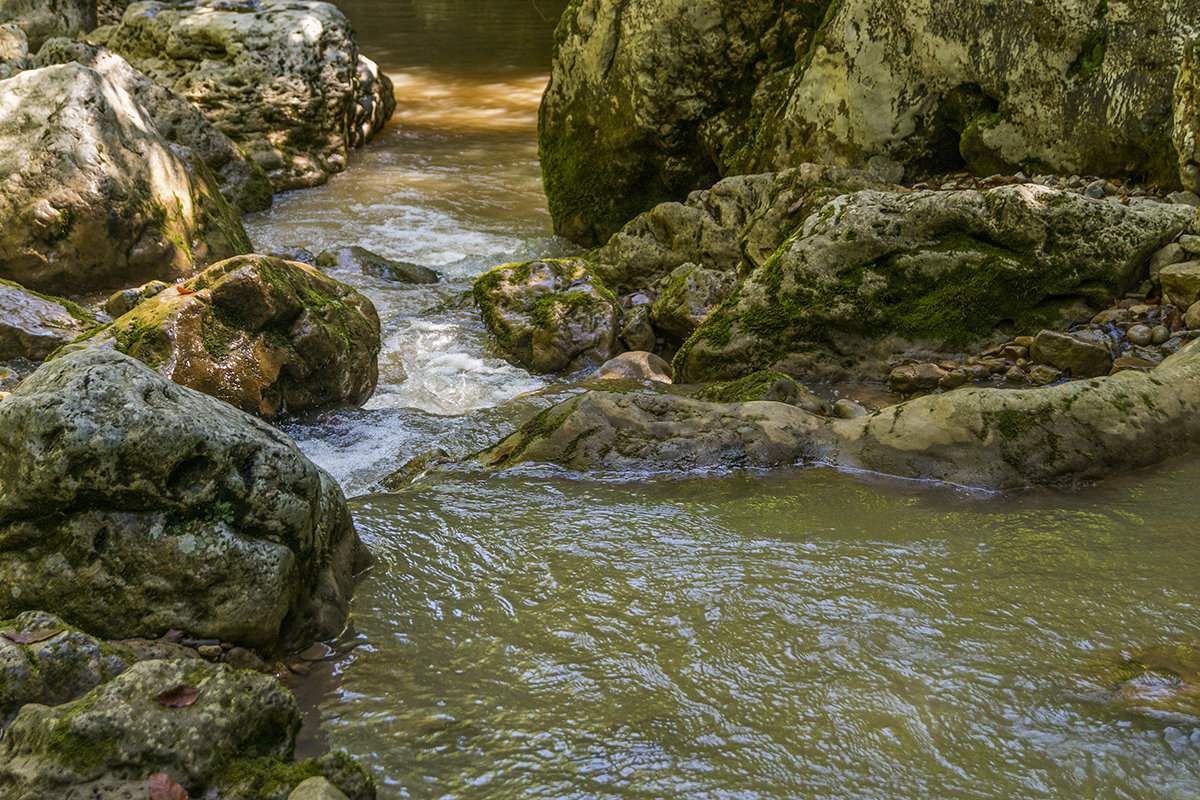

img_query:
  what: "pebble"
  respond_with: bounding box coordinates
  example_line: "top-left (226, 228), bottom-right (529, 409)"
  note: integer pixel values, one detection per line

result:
top-left (1151, 325), bottom-right (1171, 345)
top-left (938, 370), bottom-right (968, 390)
top-left (197, 644), bottom-right (223, 659)
top-left (1028, 364), bottom-right (1061, 385)
top-left (1126, 324), bottom-right (1153, 346)
top-left (833, 398), bottom-right (868, 419)
top-left (1084, 179), bottom-right (1106, 199)
top-left (1003, 365), bottom-right (1028, 383)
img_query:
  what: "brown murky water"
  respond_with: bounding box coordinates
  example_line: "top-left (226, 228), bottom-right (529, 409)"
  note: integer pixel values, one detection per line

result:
top-left (247, 3), bottom-right (1200, 798)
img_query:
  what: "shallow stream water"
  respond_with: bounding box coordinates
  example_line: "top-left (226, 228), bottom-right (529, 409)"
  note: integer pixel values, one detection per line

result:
top-left (245, 2), bottom-right (1200, 797)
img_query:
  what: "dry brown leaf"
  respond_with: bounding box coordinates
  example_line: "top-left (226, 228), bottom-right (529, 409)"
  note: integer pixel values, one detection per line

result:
top-left (147, 771), bottom-right (188, 800)
top-left (2, 628), bottom-right (63, 645)
top-left (155, 684), bottom-right (202, 708)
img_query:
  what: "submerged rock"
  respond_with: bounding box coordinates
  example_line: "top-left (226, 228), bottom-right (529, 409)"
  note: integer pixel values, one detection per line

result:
top-left (93, 0), bottom-right (395, 192)
top-left (674, 184), bottom-right (1191, 383)
top-left (473, 258), bottom-right (623, 373)
top-left (0, 279), bottom-right (94, 362)
top-left (0, 349), bottom-right (368, 651)
top-left (67, 255), bottom-right (381, 419)
top-left (316, 246), bottom-right (439, 284)
top-left (0, 62), bottom-right (250, 297)
top-left (1080, 641), bottom-right (1200, 724)
top-left (477, 336), bottom-right (1200, 491)
top-left (34, 38), bottom-right (274, 214)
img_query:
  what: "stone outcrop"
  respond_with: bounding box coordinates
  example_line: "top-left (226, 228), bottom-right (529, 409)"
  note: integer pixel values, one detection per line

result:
top-left (674, 184), bottom-right (1192, 383)
top-left (0, 349), bottom-right (368, 651)
top-left (477, 334), bottom-right (1200, 490)
top-left (34, 38), bottom-right (274, 213)
top-left (64, 254), bottom-right (381, 419)
top-left (541, 0), bottom-right (1200, 241)
top-left (473, 258), bottom-right (623, 373)
top-left (0, 0), bottom-right (94, 50)
top-left (316, 245), bottom-right (439, 284)
top-left (93, 0), bottom-right (396, 192)
top-left (0, 280), bottom-right (93, 362)
top-left (0, 62), bottom-right (250, 298)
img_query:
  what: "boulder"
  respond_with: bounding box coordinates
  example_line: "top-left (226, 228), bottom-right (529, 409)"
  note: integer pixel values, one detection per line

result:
top-left (0, 279), bottom-right (94, 362)
top-left (473, 258), bottom-right (623, 373)
top-left (674, 184), bottom-right (1191, 383)
top-left (93, 0), bottom-right (395, 192)
top-left (1030, 330), bottom-right (1113, 378)
top-left (0, 0), bottom-right (93, 50)
top-left (1159, 259), bottom-right (1200, 307)
top-left (0, 349), bottom-right (368, 651)
top-left (65, 255), bottom-right (381, 419)
top-left (592, 351), bottom-right (672, 383)
top-left (542, 0), bottom-right (1200, 239)
top-left (34, 38), bottom-right (274, 214)
top-left (538, 0), bottom-right (819, 244)
top-left (0, 611), bottom-right (133, 729)
top-left (316, 245), bottom-right (439, 284)
top-left (887, 362), bottom-right (949, 394)
top-left (0, 62), bottom-right (250, 298)
top-left (589, 165), bottom-right (896, 294)
top-left (649, 262), bottom-right (736, 342)
top-left (477, 336), bottom-right (1200, 490)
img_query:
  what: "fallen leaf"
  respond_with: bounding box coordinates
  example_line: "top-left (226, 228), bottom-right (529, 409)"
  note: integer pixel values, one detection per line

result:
top-left (2, 628), bottom-right (63, 645)
top-left (176, 286), bottom-right (196, 295)
top-left (488, 443), bottom-right (515, 465)
top-left (155, 684), bottom-right (202, 708)
top-left (147, 771), bottom-right (188, 800)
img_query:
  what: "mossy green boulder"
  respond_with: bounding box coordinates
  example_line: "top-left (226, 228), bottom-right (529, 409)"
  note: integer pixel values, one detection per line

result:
top-left (0, 349), bottom-right (369, 651)
top-left (674, 185), bottom-right (1192, 383)
top-left (63, 254), bottom-right (381, 419)
top-left (473, 258), bottom-right (622, 374)
top-left (0, 62), bottom-right (250, 298)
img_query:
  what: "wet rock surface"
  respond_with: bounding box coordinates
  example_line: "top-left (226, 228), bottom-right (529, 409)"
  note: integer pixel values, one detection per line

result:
top-left (66, 254), bottom-right (381, 419)
top-left (316, 245), bottom-right (439, 285)
top-left (0, 280), bottom-right (93, 362)
top-left (0, 349), bottom-right (368, 651)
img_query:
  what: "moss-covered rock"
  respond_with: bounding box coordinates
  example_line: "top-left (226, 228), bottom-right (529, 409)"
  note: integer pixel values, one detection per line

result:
top-left (63, 254), bottom-right (381, 419)
top-left (0, 62), bottom-right (250, 298)
top-left (0, 349), bottom-right (369, 652)
top-left (92, 0), bottom-right (395, 192)
top-left (473, 258), bottom-right (622, 374)
top-left (674, 184), bottom-right (1191, 383)
top-left (650, 262), bottom-right (736, 342)
top-left (695, 369), bottom-right (826, 414)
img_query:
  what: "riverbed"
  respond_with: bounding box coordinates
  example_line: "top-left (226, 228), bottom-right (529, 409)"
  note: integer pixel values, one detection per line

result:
top-left (244, 2), bottom-right (1200, 797)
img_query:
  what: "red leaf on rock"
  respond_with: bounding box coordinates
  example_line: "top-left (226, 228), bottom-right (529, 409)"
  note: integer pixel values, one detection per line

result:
top-left (2, 628), bottom-right (63, 644)
top-left (176, 286), bottom-right (196, 295)
top-left (147, 772), bottom-right (188, 800)
top-left (155, 684), bottom-right (201, 708)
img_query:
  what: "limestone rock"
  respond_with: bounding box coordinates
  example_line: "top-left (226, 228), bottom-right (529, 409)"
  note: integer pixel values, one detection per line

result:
top-left (290, 777), bottom-right (352, 800)
top-left (0, 63), bottom-right (250, 298)
top-left (0, 659), bottom-right (298, 797)
top-left (538, 0), bottom-right (816, 244)
top-left (0, 611), bottom-right (133, 729)
top-left (618, 303), bottom-right (656, 352)
top-left (1159, 260), bottom-right (1200, 307)
top-left (593, 351), bottom-right (672, 383)
top-left (0, 22), bottom-right (28, 79)
top-left (316, 246), bottom-right (439, 284)
top-left (590, 165), bottom-right (897, 294)
top-left (34, 38), bottom-right (274, 214)
top-left (0, 279), bottom-right (93, 362)
top-left (473, 258), bottom-right (622, 374)
top-left (66, 255), bottom-right (381, 419)
top-left (1030, 330), bottom-right (1113, 378)
top-left (478, 335), bottom-right (1200, 489)
top-left (0, 349), bottom-right (368, 651)
top-left (648, 263), bottom-right (736, 342)
top-left (93, 0), bottom-right (395, 192)
top-left (674, 184), bottom-right (1190, 383)
top-left (888, 363), bottom-right (949, 394)
top-left (0, 0), bottom-right (93, 50)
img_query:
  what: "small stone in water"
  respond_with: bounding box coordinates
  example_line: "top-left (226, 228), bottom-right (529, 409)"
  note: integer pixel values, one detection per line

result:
top-left (833, 398), bottom-right (868, 419)
top-left (1151, 325), bottom-right (1170, 345)
top-left (1126, 324), bottom-right (1153, 346)
top-left (1003, 365), bottom-right (1028, 383)
top-left (1028, 364), bottom-right (1061, 385)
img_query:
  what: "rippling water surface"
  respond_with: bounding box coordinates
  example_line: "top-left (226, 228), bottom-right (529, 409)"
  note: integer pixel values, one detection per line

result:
top-left (247, 2), bottom-right (1200, 798)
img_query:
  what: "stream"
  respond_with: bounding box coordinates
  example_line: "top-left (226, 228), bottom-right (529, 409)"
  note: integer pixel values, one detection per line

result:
top-left (243, 2), bottom-right (1200, 797)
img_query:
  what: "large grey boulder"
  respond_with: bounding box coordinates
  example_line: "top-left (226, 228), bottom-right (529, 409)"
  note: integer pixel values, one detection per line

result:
top-left (0, 349), bottom-right (368, 651)
top-left (64, 254), bottom-right (382, 419)
top-left (93, 0), bottom-right (395, 192)
top-left (0, 62), bottom-right (250, 298)
top-left (0, 0), bottom-right (94, 50)
top-left (0, 279), bottom-right (93, 362)
top-left (478, 335), bottom-right (1200, 490)
top-left (541, 0), bottom-right (1200, 240)
top-left (674, 184), bottom-right (1192, 383)
top-left (34, 38), bottom-right (273, 213)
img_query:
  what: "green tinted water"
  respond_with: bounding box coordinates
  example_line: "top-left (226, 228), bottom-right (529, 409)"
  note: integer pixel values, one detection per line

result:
top-left (248, 2), bottom-right (1200, 797)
